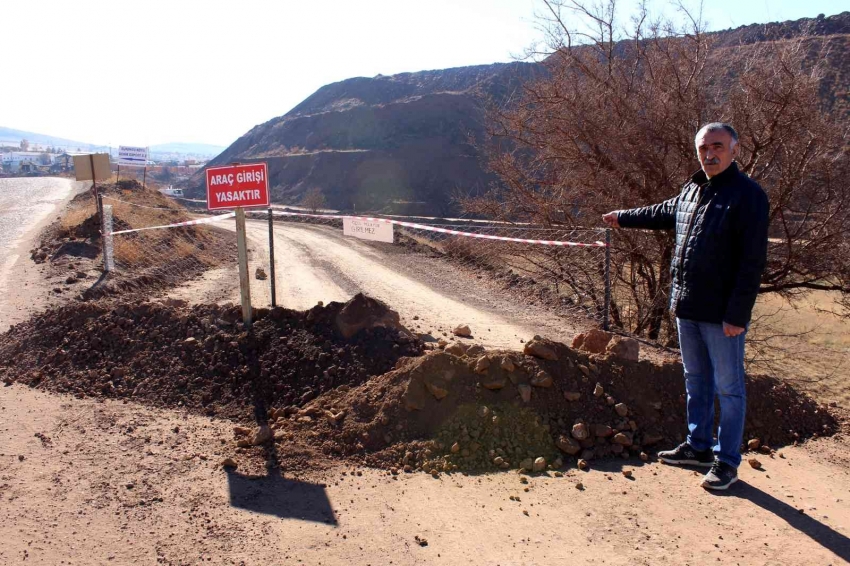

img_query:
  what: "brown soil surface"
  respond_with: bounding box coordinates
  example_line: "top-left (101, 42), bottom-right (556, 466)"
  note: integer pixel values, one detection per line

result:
top-left (0, 294), bottom-right (422, 426)
top-left (1, 294), bottom-right (840, 477)
top-left (28, 179), bottom-right (237, 303)
top-left (2, 382), bottom-right (849, 566)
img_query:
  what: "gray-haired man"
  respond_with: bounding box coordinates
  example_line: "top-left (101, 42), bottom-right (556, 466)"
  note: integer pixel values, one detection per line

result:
top-left (603, 123), bottom-right (769, 490)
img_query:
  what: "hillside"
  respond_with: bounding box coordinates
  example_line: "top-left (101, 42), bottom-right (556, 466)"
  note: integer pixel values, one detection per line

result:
top-left (189, 11), bottom-right (849, 215)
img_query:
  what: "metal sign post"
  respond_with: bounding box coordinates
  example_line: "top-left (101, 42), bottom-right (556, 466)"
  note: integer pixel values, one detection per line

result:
top-left (268, 207), bottom-right (276, 307)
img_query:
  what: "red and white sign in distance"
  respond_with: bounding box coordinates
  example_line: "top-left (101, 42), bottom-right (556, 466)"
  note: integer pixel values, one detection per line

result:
top-left (206, 162), bottom-right (270, 210)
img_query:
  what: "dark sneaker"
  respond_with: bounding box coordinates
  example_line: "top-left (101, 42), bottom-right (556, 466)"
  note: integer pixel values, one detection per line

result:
top-left (657, 442), bottom-right (714, 467)
top-left (701, 461), bottom-right (738, 491)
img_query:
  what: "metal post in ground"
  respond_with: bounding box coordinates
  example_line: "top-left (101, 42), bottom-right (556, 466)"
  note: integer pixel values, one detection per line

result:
top-left (235, 207), bottom-right (253, 329)
top-left (268, 207), bottom-right (277, 307)
top-left (603, 228), bottom-right (611, 331)
top-left (102, 204), bottom-right (114, 272)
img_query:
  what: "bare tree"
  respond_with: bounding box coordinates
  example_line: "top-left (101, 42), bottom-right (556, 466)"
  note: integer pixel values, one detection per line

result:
top-left (301, 187), bottom-right (327, 213)
top-left (464, 0), bottom-right (849, 343)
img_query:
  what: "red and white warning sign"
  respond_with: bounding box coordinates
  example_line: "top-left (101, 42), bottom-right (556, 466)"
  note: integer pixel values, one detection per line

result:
top-left (205, 162), bottom-right (270, 210)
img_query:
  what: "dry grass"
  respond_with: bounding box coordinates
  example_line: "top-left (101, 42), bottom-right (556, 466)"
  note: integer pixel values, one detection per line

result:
top-left (750, 291), bottom-right (850, 406)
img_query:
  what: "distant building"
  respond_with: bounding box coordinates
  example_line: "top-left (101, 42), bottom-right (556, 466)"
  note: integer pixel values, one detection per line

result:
top-left (2, 151), bottom-right (53, 172)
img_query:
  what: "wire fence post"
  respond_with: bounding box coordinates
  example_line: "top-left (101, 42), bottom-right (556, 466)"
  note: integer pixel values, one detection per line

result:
top-left (102, 204), bottom-right (114, 272)
top-left (268, 207), bottom-right (277, 307)
top-left (603, 228), bottom-right (611, 331)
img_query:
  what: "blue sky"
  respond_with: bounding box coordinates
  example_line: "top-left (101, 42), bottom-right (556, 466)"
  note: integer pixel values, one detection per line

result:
top-left (0, 0), bottom-right (845, 148)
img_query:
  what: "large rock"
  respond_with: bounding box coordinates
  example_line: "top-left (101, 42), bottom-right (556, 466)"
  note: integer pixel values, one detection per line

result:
top-left (401, 352), bottom-right (466, 410)
top-left (523, 336), bottom-right (559, 361)
top-left (580, 329), bottom-right (613, 354)
top-left (453, 324), bottom-right (472, 337)
top-left (335, 293), bottom-right (406, 339)
top-left (606, 335), bottom-right (640, 361)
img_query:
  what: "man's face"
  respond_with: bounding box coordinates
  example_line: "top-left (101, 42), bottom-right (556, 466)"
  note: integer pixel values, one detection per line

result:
top-left (695, 129), bottom-right (739, 178)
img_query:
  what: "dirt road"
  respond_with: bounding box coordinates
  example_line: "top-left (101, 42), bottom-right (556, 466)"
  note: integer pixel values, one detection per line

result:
top-left (1, 383), bottom-right (848, 566)
top-left (0, 177), bottom-right (85, 331)
top-left (179, 217), bottom-right (591, 350)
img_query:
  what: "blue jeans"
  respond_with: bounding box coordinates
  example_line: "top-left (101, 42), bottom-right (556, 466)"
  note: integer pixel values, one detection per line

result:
top-left (676, 318), bottom-right (747, 468)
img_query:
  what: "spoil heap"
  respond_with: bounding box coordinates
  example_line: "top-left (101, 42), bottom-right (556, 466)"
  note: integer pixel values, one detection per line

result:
top-left (268, 336), bottom-right (839, 473)
top-left (0, 294), bottom-right (422, 420)
top-left (0, 294), bottom-right (839, 474)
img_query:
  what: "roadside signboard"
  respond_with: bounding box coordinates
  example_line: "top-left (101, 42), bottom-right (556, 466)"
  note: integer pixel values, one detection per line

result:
top-left (118, 145), bottom-right (149, 167)
top-left (205, 162), bottom-right (270, 210)
top-left (73, 153), bottom-right (111, 181)
top-left (343, 217), bottom-right (394, 243)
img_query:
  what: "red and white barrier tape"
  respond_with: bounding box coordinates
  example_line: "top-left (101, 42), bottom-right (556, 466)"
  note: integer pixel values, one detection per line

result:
top-left (263, 210), bottom-right (608, 247)
top-left (109, 212), bottom-right (236, 236)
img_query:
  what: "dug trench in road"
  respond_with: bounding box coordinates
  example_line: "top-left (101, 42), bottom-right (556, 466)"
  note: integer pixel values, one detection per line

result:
top-left (210, 217), bottom-right (585, 350)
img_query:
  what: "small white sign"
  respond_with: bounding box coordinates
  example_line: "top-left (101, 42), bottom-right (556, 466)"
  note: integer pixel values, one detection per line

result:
top-left (343, 217), bottom-right (394, 243)
top-left (118, 145), bottom-right (149, 167)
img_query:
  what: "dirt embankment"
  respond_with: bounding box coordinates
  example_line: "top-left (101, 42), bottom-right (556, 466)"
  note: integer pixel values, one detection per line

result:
top-left (0, 293), bottom-right (840, 476)
top-left (28, 179), bottom-right (236, 303)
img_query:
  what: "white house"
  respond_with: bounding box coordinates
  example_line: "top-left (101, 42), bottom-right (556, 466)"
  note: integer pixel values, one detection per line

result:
top-left (2, 151), bottom-right (53, 171)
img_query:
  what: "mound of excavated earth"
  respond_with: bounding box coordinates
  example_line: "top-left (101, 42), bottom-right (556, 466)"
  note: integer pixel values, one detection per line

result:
top-left (0, 295), bottom-right (838, 474)
top-left (0, 294), bottom-right (421, 421)
top-left (267, 337), bottom-right (839, 473)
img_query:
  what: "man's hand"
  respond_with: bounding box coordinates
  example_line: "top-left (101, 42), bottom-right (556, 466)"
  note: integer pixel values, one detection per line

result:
top-left (723, 322), bottom-right (746, 337)
top-left (602, 211), bottom-right (620, 228)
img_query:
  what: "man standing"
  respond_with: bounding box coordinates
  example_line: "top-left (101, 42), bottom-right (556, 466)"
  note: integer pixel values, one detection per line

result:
top-left (602, 123), bottom-right (769, 490)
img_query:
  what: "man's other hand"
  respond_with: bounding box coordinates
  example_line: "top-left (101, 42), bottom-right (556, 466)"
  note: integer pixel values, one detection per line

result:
top-left (723, 322), bottom-right (746, 337)
top-left (602, 212), bottom-right (620, 228)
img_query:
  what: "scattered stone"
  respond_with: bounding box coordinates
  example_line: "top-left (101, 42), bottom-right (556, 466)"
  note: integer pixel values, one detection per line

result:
top-left (451, 442), bottom-right (461, 454)
top-left (612, 432), bottom-right (633, 446)
top-left (251, 425), bottom-right (273, 446)
top-left (233, 426), bottom-right (252, 437)
top-left (606, 335), bottom-right (640, 361)
top-left (444, 342), bottom-right (466, 357)
top-left (220, 458), bottom-right (238, 469)
top-left (556, 435), bottom-right (581, 455)
top-left (518, 384), bottom-right (532, 403)
top-left (255, 267), bottom-right (268, 280)
top-left (614, 403), bottom-right (629, 417)
top-left (748, 458), bottom-right (763, 470)
top-left (579, 329), bottom-right (613, 354)
top-left (748, 438), bottom-right (761, 451)
top-left (474, 356), bottom-right (491, 374)
top-left (563, 391), bottom-right (581, 402)
top-left (593, 383), bottom-right (604, 398)
top-left (571, 333), bottom-right (586, 349)
top-left (520, 458), bottom-right (534, 471)
top-left (571, 423), bottom-right (590, 440)
top-left (500, 357), bottom-right (516, 372)
top-left (453, 324), bottom-right (472, 338)
top-left (640, 452), bottom-right (648, 462)
top-left (414, 535), bottom-right (428, 547)
top-left (530, 372), bottom-right (553, 388)
top-left (575, 481), bottom-right (584, 490)
top-left (523, 336), bottom-right (559, 361)
top-left (622, 470), bottom-right (633, 479)
top-left (533, 457), bottom-right (547, 472)
top-left (426, 382), bottom-right (449, 400)
top-left (578, 459), bottom-right (589, 470)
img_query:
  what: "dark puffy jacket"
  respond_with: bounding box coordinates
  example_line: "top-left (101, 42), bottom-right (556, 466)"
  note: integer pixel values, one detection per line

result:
top-left (617, 162), bottom-right (769, 327)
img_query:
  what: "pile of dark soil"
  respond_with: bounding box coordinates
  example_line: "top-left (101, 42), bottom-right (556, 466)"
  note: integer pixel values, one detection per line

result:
top-left (0, 294), bottom-right (840, 474)
top-left (0, 294), bottom-right (422, 421)
top-left (270, 338), bottom-right (840, 473)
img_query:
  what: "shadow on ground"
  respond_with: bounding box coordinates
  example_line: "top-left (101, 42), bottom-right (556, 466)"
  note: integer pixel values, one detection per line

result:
top-left (713, 480), bottom-right (850, 563)
top-left (225, 468), bottom-right (337, 524)
top-left (224, 393), bottom-right (337, 524)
